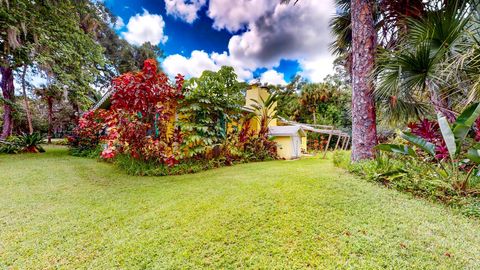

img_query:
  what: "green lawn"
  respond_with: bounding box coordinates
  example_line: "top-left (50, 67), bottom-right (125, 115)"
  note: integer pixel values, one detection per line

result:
top-left (1, 147), bottom-right (480, 269)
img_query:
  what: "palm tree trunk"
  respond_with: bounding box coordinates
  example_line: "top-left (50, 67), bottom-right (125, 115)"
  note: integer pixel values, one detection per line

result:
top-left (1, 66), bottom-right (15, 140)
top-left (350, 0), bottom-right (378, 162)
top-left (47, 97), bottom-right (53, 144)
top-left (21, 65), bottom-right (34, 134)
top-left (312, 111), bottom-right (316, 124)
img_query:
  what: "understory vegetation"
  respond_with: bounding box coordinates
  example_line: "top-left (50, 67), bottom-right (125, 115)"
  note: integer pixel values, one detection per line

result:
top-left (68, 61), bottom-right (279, 176)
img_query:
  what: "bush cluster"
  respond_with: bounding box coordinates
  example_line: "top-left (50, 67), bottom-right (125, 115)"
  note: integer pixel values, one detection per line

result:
top-left (69, 59), bottom-right (279, 175)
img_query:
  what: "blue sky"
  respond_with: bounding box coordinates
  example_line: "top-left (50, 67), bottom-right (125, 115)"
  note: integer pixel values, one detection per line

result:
top-left (103, 0), bottom-right (336, 84)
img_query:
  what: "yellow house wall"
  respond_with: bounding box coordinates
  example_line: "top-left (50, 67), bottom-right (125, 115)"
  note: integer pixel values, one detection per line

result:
top-left (301, 135), bottom-right (307, 153)
top-left (273, 136), bottom-right (294, 159)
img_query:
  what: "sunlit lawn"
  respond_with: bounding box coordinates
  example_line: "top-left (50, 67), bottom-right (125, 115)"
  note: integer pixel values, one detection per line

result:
top-left (1, 146), bottom-right (480, 269)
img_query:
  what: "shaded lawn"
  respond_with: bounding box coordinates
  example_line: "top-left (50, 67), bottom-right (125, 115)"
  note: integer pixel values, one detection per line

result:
top-left (1, 147), bottom-right (480, 269)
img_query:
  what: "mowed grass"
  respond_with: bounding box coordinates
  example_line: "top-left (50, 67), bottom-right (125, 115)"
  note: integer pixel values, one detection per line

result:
top-left (1, 147), bottom-right (480, 269)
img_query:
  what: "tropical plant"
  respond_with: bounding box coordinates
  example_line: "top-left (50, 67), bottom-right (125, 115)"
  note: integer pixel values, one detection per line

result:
top-left (15, 132), bottom-right (45, 153)
top-left (180, 66), bottom-right (246, 158)
top-left (375, 0), bottom-right (475, 123)
top-left (0, 133), bottom-right (45, 153)
top-left (376, 103), bottom-right (480, 192)
top-left (250, 92), bottom-right (278, 137)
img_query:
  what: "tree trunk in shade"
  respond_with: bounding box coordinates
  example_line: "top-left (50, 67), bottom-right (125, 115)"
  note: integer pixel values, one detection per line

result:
top-left (47, 97), bottom-right (53, 144)
top-left (350, 0), bottom-right (378, 162)
top-left (72, 102), bottom-right (80, 124)
top-left (1, 66), bottom-right (15, 140)
top-left (21, 65), bottom-right (34, 134)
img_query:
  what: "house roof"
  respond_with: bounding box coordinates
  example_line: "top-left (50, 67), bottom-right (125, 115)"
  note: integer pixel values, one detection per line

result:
top-left (269, 126), bottom-right (306, 137)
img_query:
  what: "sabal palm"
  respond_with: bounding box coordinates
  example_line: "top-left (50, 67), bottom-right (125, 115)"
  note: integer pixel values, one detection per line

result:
top-left (375, 0), bottom-right (476, 123)
top-left (329, 0), bottom-right (425, 75)
top-left (300, 83), bottom-right (331, 124)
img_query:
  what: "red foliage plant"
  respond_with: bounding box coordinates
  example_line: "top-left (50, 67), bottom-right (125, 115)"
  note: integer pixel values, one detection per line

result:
top-left (408, 119), bottom-right (448, 160)
top-left (106, 59), bottom-right (185, 165)
top-left (69, 109), bottom-right (112, 150)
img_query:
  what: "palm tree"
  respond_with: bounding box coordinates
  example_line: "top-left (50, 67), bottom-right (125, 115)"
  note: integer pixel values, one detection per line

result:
top-left (299, 83), bottom-right (331, 125)
top-left (375, 0), bottom-right (475, 123)
top-left (250, 93), bottom-right (278, 138)
top-left (35, 85), bottom-right (63, 144)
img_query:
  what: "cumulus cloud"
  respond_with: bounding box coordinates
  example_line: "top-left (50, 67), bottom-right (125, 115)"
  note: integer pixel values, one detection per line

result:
top-left (207, 0), bottom-right (276, 32)
top-left (299, 55), bottom-right (334, 83)
top-left (259, 69), bottom-right (287, 86)
top-left (162, 0), bottom-right (336, 83)
top-left (225, 0), bottom-right (336, 80)
top-left (122, 10), bottom-right (168, 46)
top-left (165, 0), bottom-right (206, 23)
top-left (163, 51), bottom-right (220, 78)
top-left (162, 50), bottom-right (253, 81)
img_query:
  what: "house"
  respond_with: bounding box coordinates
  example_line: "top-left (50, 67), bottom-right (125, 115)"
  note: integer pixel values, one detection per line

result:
top-left (244, 84), bottom-right (306, 159)
top-left (268, 126), bottom-right (306, 159)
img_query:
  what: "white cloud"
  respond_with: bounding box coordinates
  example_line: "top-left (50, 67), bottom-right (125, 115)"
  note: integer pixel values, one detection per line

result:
top-left (210, 52), bottom-right (253, 81)
top-left (161, 0), bottom-right (336, 83)
top-left (299, 56), bottom-right (334, 83)
top-left (162, 51), bottom-right (220, 78)
top-left (226, 0), bottom-right (335, 80)
top-left (165, 0), bottom-right (206, 23)
top-left (260, 70), bottom-right (287, 85)
top-left (114, 16), bottom-right (124, 30)
top-left (122, 10), bottom-right (168, 46)
top-left (162, 50), bottom-right (253, 81)
top-left (207, 0), bottom-right (276, 32)
top-left (205, 0), bottom-right (336, 82)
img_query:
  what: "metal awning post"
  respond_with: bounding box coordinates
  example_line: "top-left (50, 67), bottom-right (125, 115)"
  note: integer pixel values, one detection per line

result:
top-left (334, 134), bottom-right (342, 151)
top-left (322, 126), bottom-right (333, 159)
top-left (341, 135), bottom-right (347, 150)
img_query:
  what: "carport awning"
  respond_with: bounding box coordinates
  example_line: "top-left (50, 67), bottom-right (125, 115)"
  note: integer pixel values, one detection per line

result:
top-left (269, 126), bottom-right (306, 137)
top-left (277, 117), bottom-right (349, 137)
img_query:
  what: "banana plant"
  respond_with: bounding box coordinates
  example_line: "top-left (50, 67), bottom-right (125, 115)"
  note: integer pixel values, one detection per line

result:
top-left (376, 103), bottom-right (480, 191)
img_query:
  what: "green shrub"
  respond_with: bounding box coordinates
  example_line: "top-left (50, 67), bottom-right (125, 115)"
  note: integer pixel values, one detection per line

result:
top-left (332, 152), bottom-right (480, 218)
top-left (114, 154), bottom-right (242, 176)
top-left (332, 150), bottom-right (350, 169)
top-left (463, 201), bottom-right (480, 218)
top-left (0, 141), bottom-right (21, 154)
top-left (16, 133), bottom-right (45, 153)
top-left (0, 133), bottom-right (45, 154)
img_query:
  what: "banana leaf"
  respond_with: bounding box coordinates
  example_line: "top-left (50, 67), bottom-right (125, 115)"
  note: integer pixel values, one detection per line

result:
top-left (467, 148), bottom-right (480, 164)
top-left (453, 103), bottom-right (480, 147)
top-left (400, 132), bottom-right (436, 156)
top-left (375, 144), bottom-right (417, 157)
top-left (438, 115), bottom-right (457, 160)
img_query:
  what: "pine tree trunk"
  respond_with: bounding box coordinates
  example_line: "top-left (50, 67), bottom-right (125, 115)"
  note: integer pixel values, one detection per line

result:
top-left (47, 97), bottom-right (53, 144)
top-left (21, 65), bottom-right (34, 134)
top-left (1, 66), bottom-right (15, 140)
top-left (350, 0), bottom-right (378, 162)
